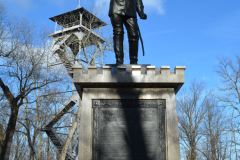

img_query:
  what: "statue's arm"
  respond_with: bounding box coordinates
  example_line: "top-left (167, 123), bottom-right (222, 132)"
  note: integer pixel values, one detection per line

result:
top-left (136, 0), bottom-right (147, 19)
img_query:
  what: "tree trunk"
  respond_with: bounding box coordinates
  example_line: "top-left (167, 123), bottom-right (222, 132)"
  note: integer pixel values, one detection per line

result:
top-left (210, 136), bottom-right (216, 160)
top-left (0, 123), bottom-right (4, 156)
top-left (234, 130), bottom-right (238, 160)
top-left (209, 126), bottom-right (216, 160)
top-left (47, 137), bottom-right (50, 160)
top-left (28, 147), bottom-right (33, 160)
top-left (0, 102), bottom-right (20, 160)
top-left (190, 141), bottom-right (196, 160)
top-left (0, 78), bottom-right (22, 160)
top-left (24, 106), bottom-right (33, 160)
top-left (36, 131), bottom-right (43, 160)
top-left (14, 134), bottom-right (20, 160)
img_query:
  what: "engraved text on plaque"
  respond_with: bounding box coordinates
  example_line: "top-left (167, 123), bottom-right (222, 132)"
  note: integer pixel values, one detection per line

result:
top-left (93, 100), bottom-right (165, 160)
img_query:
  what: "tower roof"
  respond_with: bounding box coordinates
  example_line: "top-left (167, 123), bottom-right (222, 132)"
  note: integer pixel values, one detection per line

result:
top-left (49, 7), bottom-right (107, 30)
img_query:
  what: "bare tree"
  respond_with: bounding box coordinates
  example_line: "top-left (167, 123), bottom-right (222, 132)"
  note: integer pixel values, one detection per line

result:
top-left (0, 3), bottom-right (26, 59)
top-left (214, 55), bottom-right (240, 159)
top-left (0, 2), bottom-right (69, 159)
top-left (176, 80), bottom-right (209, 160)
top-left (0, 3), bottom-right (115, 159)
top-left (214, 55), bottom-right (240, 115)
top-left (177, 79), bottom-right (240, 160)
top-left (198, 94), bottom-right (230, 160)
top-left (9, 124), bottom-right (28, 160)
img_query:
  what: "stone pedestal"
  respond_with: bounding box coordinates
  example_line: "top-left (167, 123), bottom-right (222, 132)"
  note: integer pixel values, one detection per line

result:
top-left (72, 65), bottom-right (186, 160)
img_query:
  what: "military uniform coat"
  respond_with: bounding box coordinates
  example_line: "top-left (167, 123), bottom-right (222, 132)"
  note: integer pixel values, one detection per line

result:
top-left (108, 0), bottom-right (144, 17)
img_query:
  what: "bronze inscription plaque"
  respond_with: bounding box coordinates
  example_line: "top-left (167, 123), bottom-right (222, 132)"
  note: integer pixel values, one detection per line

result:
top-left (93, 100), bottom-right (165, 160)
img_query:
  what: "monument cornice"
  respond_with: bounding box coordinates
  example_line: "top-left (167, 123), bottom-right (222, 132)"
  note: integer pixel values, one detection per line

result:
top-left (72, 65), bottom-right (186, 98)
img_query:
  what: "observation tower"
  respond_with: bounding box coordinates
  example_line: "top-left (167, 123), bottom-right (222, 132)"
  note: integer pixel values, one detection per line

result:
top-left (41, 6), bottom-right (107, 160)
top-left (49, 7), bottom-right (107, 74)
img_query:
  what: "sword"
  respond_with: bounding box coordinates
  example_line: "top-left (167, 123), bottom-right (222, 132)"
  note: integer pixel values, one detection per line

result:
top-left (137, 24), bottom-right (145, 56)
top-left (130, 0), bottom-right (146, 56)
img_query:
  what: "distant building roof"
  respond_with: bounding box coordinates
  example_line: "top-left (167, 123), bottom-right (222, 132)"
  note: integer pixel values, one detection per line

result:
top-left (49, 7), bottom-right (107, 30)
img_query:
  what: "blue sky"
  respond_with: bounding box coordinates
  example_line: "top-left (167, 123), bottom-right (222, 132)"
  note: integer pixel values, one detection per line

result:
top-left (1, 0), bottom-right (240, 90)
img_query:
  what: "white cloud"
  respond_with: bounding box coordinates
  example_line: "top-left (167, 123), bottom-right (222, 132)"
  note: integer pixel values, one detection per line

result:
top-left (94, 0), bottom-right (165, 15)
top-left (143, 0), bottom-right (165, 15)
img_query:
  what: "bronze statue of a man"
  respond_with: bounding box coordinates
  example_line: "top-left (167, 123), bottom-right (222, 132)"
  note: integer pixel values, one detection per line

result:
top-left (109, 0), bottom-right (147, 64)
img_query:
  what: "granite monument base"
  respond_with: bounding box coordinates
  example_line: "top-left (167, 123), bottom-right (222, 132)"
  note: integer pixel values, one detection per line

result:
top-left (72, 65), bottom-right (186, 160)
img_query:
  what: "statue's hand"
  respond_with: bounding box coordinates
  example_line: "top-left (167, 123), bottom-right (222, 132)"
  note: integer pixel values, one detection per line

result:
top-left (139, 13), bottom-right (147, 20)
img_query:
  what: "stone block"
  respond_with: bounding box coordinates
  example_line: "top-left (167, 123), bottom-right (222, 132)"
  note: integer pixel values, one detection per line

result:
top-left (88, 65), bottom-right (97, 75)
top-left (72, 65), bottom-right (82, 77)
top-left (147, 66), bottom-right (156, 75)
top-left (160, 66), bottom-right (170, 75)
top-left (174, 66), bottom-right (186, 75)
top-left (132, 65), bottom-right (141, 75)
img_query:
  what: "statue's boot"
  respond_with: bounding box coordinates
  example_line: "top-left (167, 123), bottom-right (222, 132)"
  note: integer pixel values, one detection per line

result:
top-left (129, 41), bottom-right (138, 64)
top-left (114, 34), bottom-right (124, 64)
